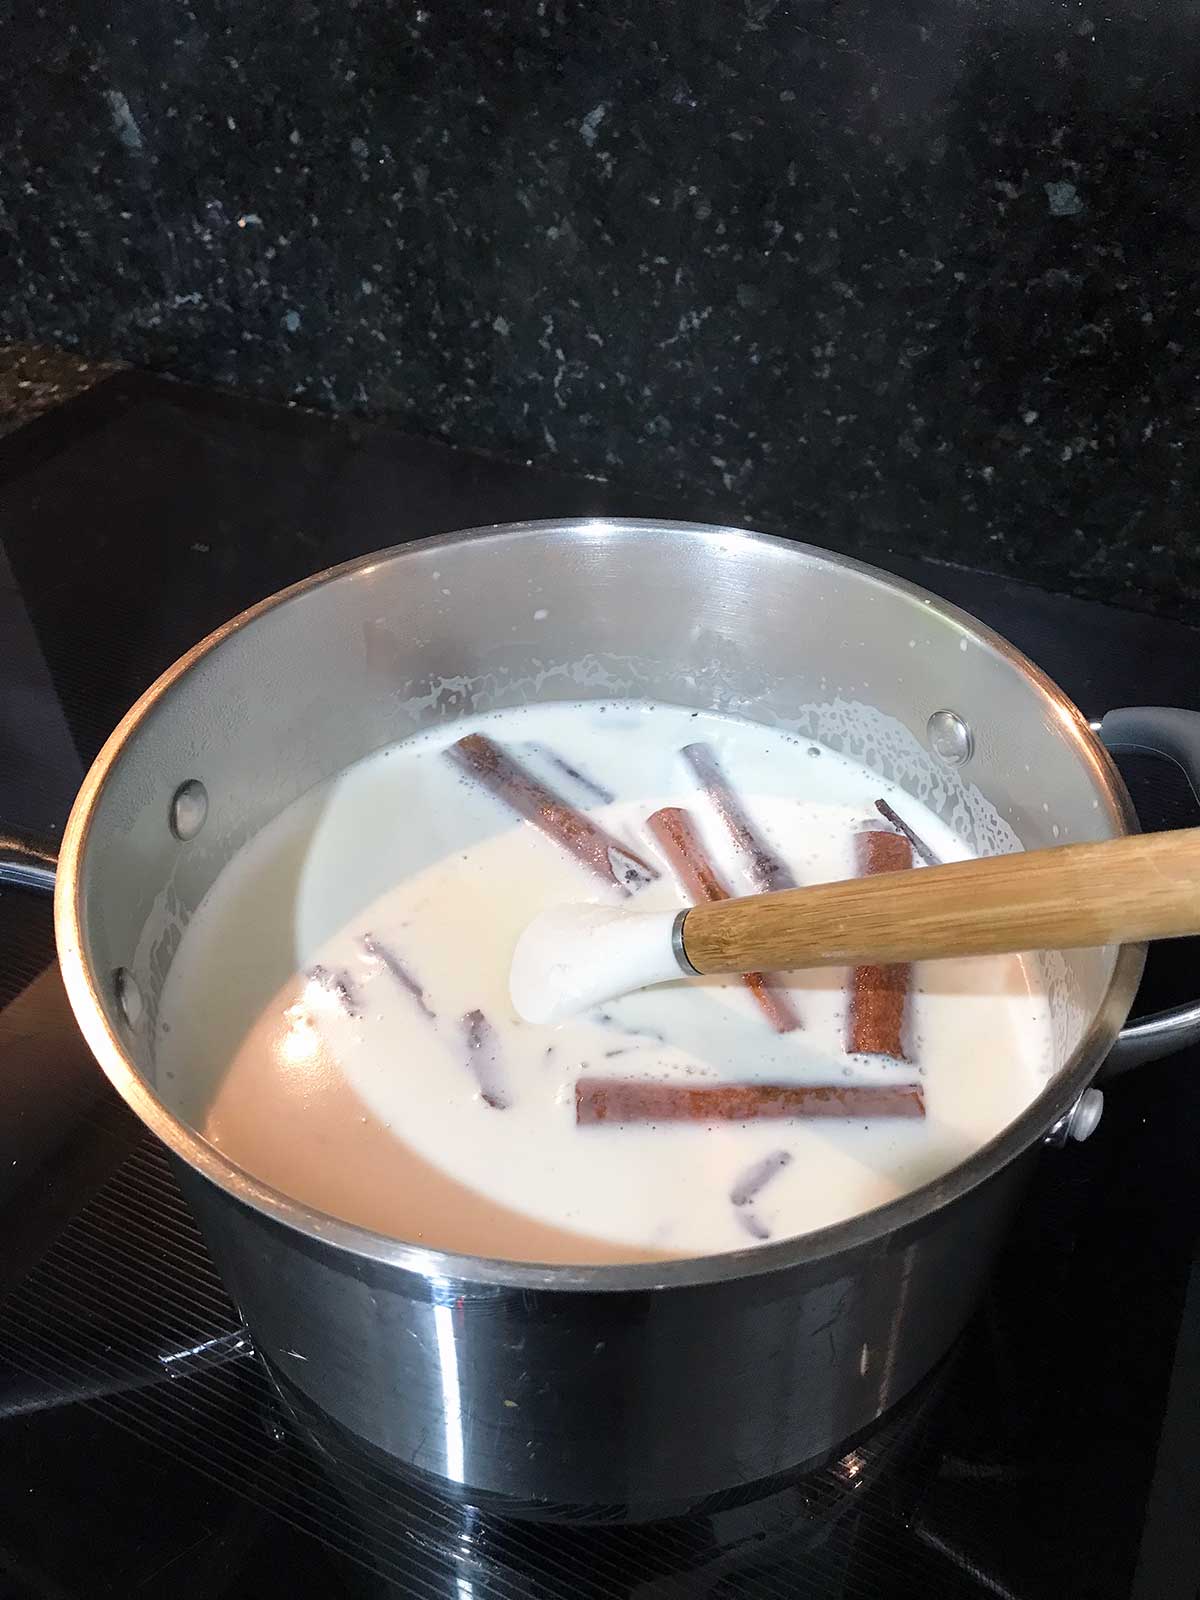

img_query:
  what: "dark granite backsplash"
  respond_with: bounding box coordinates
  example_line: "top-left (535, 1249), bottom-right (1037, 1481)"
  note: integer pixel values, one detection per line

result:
top-left (3, 2), bottom-right (1199, 615)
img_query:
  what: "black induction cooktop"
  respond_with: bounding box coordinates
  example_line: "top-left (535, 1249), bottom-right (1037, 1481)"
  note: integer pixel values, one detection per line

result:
top-left (2, 374), bottom-right (1199, 1599)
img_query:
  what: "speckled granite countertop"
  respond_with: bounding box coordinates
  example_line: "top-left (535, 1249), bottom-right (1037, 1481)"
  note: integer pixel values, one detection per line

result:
top-left (0, 344), bottom-right (124, 439)
top-left (4, 3), bottom-right (1200, 618)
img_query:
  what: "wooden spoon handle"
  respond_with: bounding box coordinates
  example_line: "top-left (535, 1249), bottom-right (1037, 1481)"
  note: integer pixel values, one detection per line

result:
top-left (681, 827), bottom-right (1200, 975)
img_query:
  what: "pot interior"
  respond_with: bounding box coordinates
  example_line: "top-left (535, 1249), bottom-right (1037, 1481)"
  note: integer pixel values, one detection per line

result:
top-left (65, 521), bottom-right (1133, 1242)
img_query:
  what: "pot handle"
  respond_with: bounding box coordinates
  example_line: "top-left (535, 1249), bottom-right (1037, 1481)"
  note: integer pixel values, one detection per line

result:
top-left (1096, 707), bottom-right (1200, 1077)
top-left (0, 828), bottom-right (58, 896)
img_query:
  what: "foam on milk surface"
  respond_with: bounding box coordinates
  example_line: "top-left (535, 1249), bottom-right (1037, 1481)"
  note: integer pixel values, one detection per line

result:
top-left (156, 701), bottom-right (1054, 1263)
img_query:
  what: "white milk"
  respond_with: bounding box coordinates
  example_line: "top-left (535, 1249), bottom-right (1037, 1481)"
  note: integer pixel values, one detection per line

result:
top-left (156, 701), bottom-right (1054, 1264)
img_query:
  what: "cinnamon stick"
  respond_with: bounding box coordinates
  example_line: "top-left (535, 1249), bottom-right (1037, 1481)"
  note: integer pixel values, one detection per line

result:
top-left (462, 1009), bottom-right (510, 1109)
top-left (874, 798), bottom-right (938, 866)
top-left (576, 1079), bottom-right (925, 1125)
top-left (680, 743), bottom-right (796, 893)
top-left (447, 734), bottom-right (657, 894)
top-left (647, 806), bottom-right (802, 1034)
top-left (846, 829), bottom-right (913, 1059)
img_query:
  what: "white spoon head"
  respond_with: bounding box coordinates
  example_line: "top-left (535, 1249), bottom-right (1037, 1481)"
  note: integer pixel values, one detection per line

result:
top-left (509, 903), bottom-right (682, 1025)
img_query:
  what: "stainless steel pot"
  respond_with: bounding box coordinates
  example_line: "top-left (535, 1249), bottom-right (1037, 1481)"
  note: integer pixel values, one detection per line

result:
top-left (7, 518), bottom-right (1200, 1521)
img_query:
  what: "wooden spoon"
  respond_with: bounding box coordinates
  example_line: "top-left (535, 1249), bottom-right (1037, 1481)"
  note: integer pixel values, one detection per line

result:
top-left (510, 828), bottom-right (1200, 1024)
top-left (681, 826), bottom-right (1200, 973)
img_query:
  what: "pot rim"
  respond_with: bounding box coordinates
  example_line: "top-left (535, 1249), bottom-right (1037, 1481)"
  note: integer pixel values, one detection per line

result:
top-left (54, 518), bottom-right (1145, 1291)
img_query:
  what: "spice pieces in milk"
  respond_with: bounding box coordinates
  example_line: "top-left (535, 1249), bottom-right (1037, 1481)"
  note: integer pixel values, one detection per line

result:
top-left (155, 702), bottom-right (1053, 1263)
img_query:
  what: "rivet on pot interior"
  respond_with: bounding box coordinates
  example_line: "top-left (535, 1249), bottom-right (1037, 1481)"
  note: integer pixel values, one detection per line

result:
top-left (926, 710), bottom-right (974, 767)
top-left (170, 779), bottom-right (209, 841)
top-left (115, 967), bottom-right (144, 1032)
